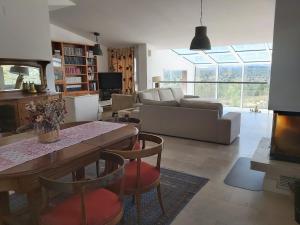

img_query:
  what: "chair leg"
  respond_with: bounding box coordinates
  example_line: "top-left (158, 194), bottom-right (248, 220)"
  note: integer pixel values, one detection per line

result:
top-left (135, 194), bottom-right (141, 225)
top-left (157, 184), bottom-right (165, 215)
top-left (96, 160), bottom-right (100, 177)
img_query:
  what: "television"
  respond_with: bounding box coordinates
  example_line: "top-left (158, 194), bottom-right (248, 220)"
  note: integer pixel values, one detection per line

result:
top-left (98, 72), bottom-right (122, 90)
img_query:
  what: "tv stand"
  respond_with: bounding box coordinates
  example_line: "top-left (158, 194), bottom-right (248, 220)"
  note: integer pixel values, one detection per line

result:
top-left (100, 89), bottom-right (122, 101)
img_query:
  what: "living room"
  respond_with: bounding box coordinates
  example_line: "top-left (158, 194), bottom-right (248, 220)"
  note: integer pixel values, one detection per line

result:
top-left (0, 0), bottom-right (299, 225)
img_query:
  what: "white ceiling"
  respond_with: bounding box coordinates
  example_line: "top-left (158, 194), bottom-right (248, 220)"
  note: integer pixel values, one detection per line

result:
top-left (49, 0), bottom-right (276, 48)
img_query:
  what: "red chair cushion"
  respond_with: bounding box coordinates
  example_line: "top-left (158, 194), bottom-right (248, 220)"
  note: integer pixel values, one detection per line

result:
top-left (133, 141), bottom-right (141, 150)
top-left (123, 161), bottom-right (160, 192)
top-left (40, 188), bottom-right (122, 225)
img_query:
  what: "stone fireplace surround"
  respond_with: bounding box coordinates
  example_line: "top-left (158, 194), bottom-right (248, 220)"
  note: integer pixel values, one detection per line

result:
top-left (251, 111), bottom-right (300, 195)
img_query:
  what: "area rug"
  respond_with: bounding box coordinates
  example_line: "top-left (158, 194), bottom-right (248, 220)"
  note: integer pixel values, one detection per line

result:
top-left (10, 166), bottom-right (209, 225)
top-left (224, 157), bottom-right (265, 191)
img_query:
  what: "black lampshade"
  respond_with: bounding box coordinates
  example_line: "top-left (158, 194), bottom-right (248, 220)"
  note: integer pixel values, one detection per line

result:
top-left (190, 26), bottom-right (211, 50)
top-left (93, 43), bottom-right (103, 56)
top-left (9, 66), bottom-right (29, 76)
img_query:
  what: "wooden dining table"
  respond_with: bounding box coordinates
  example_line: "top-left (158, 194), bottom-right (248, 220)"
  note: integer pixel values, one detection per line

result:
top-left (0, 122), bottom-right (138, 225)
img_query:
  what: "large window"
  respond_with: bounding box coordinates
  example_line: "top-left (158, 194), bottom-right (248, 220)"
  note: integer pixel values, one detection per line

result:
top-left (218, 64), bottom-right (242, 107)
top-left (242, 63), bottom-right (270, 109)
top-left (171, 43), bottom-right (272, 109)
top-left (194, 65), bottom-right (216, 99)
top-left (162, 70), bottom-right (187, 93)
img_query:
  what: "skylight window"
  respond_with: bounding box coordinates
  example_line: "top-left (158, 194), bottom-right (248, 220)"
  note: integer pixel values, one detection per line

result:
top-left (184, 54), bottom-right (211, 64)
top-left (204, 46), bottom-right (230, 53)
top-left (237, 51), bottom-right (270, 62)
top-left (232, 44), bottom-right (267, 51)
top-left (208, 53), bottom-right (239, 63)
top-left (172, 49), bottom-right (197, 55)
top-left (172, 43), bottom-right (272, 64)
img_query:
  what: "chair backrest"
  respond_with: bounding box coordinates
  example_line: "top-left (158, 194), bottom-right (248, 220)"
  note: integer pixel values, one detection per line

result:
top-left (39, 151), bottom-right (125, 225)
top-left (108, 133), bottom-right (163, 190)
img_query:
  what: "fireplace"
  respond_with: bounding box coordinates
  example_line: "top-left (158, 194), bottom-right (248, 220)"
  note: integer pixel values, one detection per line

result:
top-left (270, 111), bottom-right (300, 163)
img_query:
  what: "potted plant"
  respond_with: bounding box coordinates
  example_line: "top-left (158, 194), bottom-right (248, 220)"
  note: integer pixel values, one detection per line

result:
top-left (25, 99), bottom-right (66, 143)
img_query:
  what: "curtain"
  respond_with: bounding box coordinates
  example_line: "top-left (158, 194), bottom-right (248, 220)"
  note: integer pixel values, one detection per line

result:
top-left (108, 47), bottom-right (135, 94)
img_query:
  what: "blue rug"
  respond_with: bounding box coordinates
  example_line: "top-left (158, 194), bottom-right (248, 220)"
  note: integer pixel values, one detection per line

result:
top-left (10, 166), bottom-right (209, 225)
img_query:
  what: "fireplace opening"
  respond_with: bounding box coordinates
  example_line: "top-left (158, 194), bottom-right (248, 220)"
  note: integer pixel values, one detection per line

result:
top-left (270, 111), bottom-right (300, 163)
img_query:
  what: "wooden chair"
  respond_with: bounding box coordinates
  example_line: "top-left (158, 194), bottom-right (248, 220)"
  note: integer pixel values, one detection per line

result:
top-left (38, 151), bottom-right (125, 225)
top-left (107, 133), bottom-right (165, 224)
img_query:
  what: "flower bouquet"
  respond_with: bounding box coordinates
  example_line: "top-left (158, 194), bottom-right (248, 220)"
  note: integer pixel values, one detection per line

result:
top-left (25, 99), bottom-right (66, 143)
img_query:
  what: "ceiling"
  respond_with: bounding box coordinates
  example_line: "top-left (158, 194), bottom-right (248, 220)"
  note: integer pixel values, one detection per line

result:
top-left (49, 0), bottom-right (276, 49)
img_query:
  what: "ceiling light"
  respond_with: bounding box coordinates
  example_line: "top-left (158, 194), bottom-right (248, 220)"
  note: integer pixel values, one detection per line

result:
top-left (93, 32), bottom-right (103, 56)
top-left (190, 0), bottom-right (211, 50)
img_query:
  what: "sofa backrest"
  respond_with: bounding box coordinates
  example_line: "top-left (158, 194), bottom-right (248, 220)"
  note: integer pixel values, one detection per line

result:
top-left (180, 98), bottom-right (223, 117)
top-left (138, 87), bottom-right (184, 103)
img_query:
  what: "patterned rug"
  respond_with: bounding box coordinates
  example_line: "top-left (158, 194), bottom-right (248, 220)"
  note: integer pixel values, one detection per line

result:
top-left (10, 165), bottom-right (209, 225)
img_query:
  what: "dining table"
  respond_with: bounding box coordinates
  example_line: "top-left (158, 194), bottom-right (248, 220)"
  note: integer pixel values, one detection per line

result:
top-left (0, 121), bottom-right (138, 225)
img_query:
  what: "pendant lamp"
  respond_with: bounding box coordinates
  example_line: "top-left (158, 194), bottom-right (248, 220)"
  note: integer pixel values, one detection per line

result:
top-left (190, 0), bottom-right (211, 50)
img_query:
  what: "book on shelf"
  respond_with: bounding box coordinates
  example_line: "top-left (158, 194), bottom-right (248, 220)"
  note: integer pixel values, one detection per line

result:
top-left (89, 81), bottom-right (98, 91)
top-left (66, 76), bottom-right (82, 83)
top-left (55, 85), bottom-right (64, 93)
top-left (66, 85), bottom-right (82, 92)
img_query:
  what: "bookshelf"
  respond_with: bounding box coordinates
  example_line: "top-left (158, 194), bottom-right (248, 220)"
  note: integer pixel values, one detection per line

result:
top-left (51, 41), bottom-right (99, 96)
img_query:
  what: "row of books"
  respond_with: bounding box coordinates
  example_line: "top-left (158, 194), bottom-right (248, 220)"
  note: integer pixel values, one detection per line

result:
top-left (66, 77), bottom-right (82, 84)
top-left (65, 66), bottom-right (82, 75)
top-left (64, 47), bottom-right (84, 56)
top-left (66, 85), bottom-right (82, 92)
top-left (64, 56), bottom-right (85, 65)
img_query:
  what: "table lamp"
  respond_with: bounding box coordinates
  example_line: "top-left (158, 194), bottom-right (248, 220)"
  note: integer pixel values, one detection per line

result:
top-left (9, 66), bottom-right (29, 89)
top-left (152, 76), bottom-right (161, 88)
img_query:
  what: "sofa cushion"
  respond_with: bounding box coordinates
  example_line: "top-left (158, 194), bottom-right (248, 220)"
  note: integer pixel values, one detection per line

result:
top-left (180, 98), bottom-right (223, 117)
top-left (143, 99), bottom-right (179, 107)
top-left (158, 88), bottom-right (175, 101)
top-left (171, 88), bottom-right (184, 102)
top-left (139, 89), bottom-right (160, 103)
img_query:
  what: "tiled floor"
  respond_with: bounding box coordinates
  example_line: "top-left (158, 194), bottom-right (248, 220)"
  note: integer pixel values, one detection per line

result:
top-left (146, 111), bottom-right (298, 225)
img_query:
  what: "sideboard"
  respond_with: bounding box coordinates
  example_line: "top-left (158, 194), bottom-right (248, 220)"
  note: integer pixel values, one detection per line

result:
top-left (0, 91), bottom-right (60, 132)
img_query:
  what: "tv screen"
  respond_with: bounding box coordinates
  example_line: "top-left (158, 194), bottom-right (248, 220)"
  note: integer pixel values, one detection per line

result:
top-left (98, 72), bottom-right (122, 90)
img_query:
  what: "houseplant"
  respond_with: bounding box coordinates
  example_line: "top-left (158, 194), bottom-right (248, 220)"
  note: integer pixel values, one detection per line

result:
top-left (25, 99), bottom-right (66, 143)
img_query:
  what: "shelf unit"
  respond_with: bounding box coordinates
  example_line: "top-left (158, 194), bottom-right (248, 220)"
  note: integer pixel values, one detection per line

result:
top-left (51, 41), bottom-right (99, 96)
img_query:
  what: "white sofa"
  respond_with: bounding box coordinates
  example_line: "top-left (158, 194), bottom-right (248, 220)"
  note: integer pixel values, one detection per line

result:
top-left (138, 88), bottom-right (241, 144)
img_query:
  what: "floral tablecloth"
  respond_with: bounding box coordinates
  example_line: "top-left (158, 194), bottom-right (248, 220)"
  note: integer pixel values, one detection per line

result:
top-left (0, 121), bottom-right (125, 172)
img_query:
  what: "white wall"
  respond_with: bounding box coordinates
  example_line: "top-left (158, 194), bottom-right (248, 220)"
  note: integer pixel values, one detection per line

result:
top-left (0, 0), bottom-right (51, 61)
top-left (136, 44), bottom-right (148, 90)
top-left (269, 0), bottom-right (300, 112)
top-left (145, 45), bottom-right (195, 94)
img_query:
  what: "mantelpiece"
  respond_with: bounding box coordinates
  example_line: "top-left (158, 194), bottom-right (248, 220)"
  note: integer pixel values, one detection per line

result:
top-left (0, 58), bottom-right (60, 133)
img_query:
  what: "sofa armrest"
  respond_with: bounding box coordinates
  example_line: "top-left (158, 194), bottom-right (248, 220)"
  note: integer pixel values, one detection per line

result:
top-left (111, 94), bottom-right (135, 113)
top-left (217, 112), bottom-right (241, 144)
top-left (184, 95), bottom-right (199, 99)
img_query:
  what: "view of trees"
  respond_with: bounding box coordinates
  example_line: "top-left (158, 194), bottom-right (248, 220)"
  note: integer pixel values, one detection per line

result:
top-left (164, 63), bottom-right (271, 109)
top-left (1, 65), bottom-right (40, 89)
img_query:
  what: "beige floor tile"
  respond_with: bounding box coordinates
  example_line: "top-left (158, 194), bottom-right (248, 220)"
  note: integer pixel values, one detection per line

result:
top-left (148, 112), bottom-right (298, 225)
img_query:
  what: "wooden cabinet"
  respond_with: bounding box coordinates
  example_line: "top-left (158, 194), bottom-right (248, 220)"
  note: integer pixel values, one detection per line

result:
top-left (0, 91), bottom-right (60, 132)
